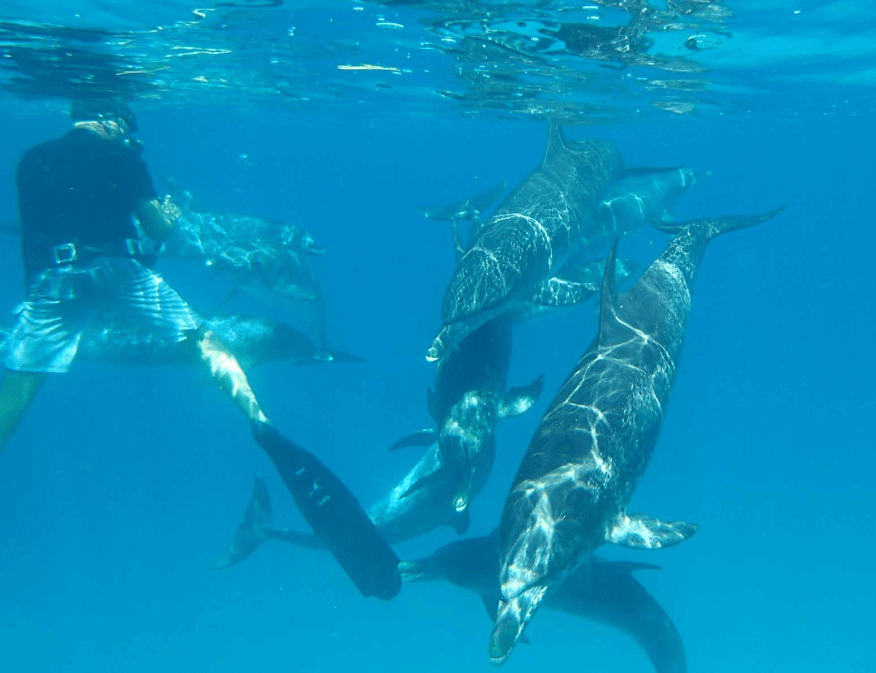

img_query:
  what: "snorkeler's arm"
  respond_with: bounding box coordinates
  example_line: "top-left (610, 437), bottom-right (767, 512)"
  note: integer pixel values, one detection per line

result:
top-left (135, 196), bottom-right (179, 242)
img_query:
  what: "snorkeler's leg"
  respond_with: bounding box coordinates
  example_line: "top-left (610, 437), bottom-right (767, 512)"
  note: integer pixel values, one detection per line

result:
top-left (193, 328), bottom-right (269, 424)
top-left (0, 371), bottom-right (45, 451)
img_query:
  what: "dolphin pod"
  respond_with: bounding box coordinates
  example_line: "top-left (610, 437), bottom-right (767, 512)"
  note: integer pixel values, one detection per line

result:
top-left (80, 127), bottom-right (779, 669)
top-left (490, 207), bottom-right (784, 663)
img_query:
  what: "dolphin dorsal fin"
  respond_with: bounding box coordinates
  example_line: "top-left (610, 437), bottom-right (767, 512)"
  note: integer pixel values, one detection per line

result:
top-left (544, 123), bottom-right (567, 163)
top-left (597, 240), bottom-right (620, 347)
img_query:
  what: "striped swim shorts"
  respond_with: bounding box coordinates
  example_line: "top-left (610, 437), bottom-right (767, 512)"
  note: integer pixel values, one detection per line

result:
top-left (4, 257), bottom-right (202, 373)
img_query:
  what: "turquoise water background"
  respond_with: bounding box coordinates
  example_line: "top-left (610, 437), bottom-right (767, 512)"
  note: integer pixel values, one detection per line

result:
top-left (0, 2), bottom-right (874, 672)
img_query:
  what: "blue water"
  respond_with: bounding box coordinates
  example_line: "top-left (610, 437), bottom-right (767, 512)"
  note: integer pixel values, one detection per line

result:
top-left (1, 2), bottom-right (875, 672)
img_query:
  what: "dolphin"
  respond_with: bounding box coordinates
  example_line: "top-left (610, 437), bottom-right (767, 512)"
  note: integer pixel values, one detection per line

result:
top-left (161, 180), bottom-right (329, 350)
top-left (593, 168), bottom-right (711, 238)
top-left (392, 315), bottom-right (544, 515)
top-left (417, 179), bottom-right (508, 225)
top-left (0, 311), bottom-right (362, 371)
top-left (427, 126), bottom-right (686, 361)
top-left (491, 206), bottom-right (785, 663)
top-left (399, 531), bottom-right (686, 673)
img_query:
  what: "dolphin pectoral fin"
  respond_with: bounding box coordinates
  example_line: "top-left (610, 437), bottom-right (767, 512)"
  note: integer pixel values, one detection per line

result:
top-left (450, 503), bottom-right (471, 535)
top-left (212, 475), bottom-right (275, 569)
top-left (499, 374), bottom-right (545, 418)
top-left (608, 513), bottom-right (698, 549)
top-left (388, 429), bottom-right (437, 452)
top-left (530, 276), bottom-right (599, 307)
top-left (251, 421), bottom-right (402, 600)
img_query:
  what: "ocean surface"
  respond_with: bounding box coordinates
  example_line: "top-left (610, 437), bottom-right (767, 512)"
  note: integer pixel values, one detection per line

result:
top-left (0, 2), bottom-right (874, 672)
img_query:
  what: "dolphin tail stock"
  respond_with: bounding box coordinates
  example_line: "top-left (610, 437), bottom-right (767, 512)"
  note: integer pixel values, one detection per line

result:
top-left (572, 560), bottom-right (687, 673)
top-left (388, 428), bottom-right (437, 452)
top-left (251, 421), bottom-right (402, 600)
top-left (652, 205), bottom-right (787, 239)
top-left (212, 475), bottom-right (275, 569)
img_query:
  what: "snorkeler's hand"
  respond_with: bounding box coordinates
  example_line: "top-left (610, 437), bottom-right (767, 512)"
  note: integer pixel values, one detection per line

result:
top-left (160, 195), bottom-right (182, 224)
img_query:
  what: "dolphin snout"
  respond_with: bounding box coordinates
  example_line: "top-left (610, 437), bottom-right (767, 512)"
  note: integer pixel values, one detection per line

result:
top-left (489, 586), bottom-right (547, 665)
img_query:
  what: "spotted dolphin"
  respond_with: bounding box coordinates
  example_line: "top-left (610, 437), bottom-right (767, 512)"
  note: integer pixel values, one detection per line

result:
top-left (392, 315), bottom-right (543, 515)
top-left (491, 206), bottom-right (785, 663)
top-left (593, 168), bottom-right (711, 237)
top-left (162, 180), bottom-right (329, 351)
top-left (399, 531), bottom-right (686, 673)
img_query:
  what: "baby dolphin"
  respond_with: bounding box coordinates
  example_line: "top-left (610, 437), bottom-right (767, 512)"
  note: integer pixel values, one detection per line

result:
top-left (393, 315), bottom-right (543, 515)
top-left (491, 206), bottom-right (785, 663)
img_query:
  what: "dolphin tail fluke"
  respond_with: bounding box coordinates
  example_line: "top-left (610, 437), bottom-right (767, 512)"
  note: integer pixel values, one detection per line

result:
top-left (653, 206), bottom-right (786, 238)
top-left (212, 475), bottom-right (274, 569)
top-left (251, 421), bottom-right (402, 600)
top-left (389, 428), bottom-right (437, 452)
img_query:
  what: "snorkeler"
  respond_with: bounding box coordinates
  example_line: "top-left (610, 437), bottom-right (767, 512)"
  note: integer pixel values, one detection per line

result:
top-left (0, 100), bottom-right (401, 599)
top-left (0, 99), bottom-right (267, 446)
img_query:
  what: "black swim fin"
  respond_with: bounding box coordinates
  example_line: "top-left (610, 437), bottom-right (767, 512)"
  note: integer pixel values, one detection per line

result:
top-left (251, 421), bottom-right (402, 600)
